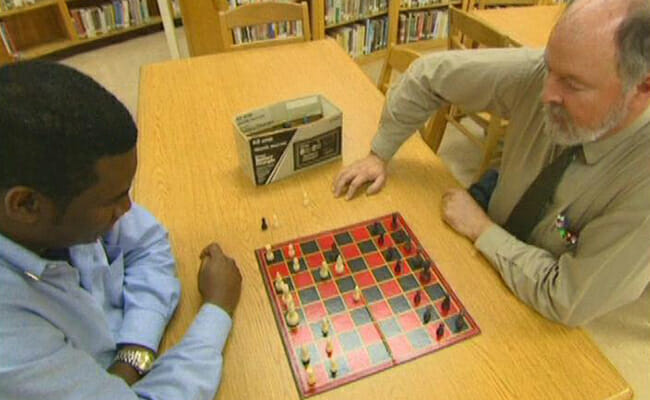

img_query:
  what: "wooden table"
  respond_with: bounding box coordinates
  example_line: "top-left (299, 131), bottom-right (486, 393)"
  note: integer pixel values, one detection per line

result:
top-left (135, 39), bottom-right (631, 400)
top-left (473, 4), bottom-right (565, 47)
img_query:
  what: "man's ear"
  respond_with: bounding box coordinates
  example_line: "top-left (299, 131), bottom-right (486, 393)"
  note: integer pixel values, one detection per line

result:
top-left (3, 187), bottom-right (47, 224)
top-left (636, 74), bottom-right (650, 94)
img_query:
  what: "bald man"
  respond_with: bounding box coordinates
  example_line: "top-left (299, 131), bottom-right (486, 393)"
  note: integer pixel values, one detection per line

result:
top-left (332, 0), bottom-right (650, 326)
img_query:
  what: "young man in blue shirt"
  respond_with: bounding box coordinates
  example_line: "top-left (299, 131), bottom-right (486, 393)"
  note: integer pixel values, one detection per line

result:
top-left (0, 61), bottom-right (242, 400)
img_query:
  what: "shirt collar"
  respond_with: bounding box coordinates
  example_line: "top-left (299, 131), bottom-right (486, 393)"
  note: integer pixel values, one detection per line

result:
top-left (0, 232), bottom-right (65, 280)
top-left (583, 104), bottom-right (650, 165)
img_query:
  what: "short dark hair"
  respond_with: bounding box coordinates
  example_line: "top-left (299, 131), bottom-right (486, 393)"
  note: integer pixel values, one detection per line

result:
top-left (0, 61), bottom-right (137, 208)
top-left (615, 3), bottom-right (650, 90)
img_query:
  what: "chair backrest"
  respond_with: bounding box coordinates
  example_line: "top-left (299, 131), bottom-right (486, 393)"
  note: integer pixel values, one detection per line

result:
top-left (218, 2), bottom-right (311, 52)
top-left (377, 46), bottom-right (421, 94)
top-left (448, 7), bottom-right (511, 50)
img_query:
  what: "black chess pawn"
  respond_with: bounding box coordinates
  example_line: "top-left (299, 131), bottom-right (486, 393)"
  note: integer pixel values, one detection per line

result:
top-left (455, 312), bottom-right (466, 331)
top-left (422, 305), bottom-right (433, 324)
top-left (394, 260), bottom-right (402, 274)
top-left (436, 323), bottom-right (445, 340)
top-left (378, 231), bottom-right (385, 246)
top-left (386, 247), bottom-right (394, 261)
top-left (441, 295), bottom-right (451, 314)
top-left (404, 237), bottom-right (412, 253)
top-left (413, 290), bottom-right (421, 306)
top-left (372, 221), bottom-right (381, 235)
top-left (391, 213), bottom-right (398, 230)
top-left (261, 217), bottom-right (268, 231)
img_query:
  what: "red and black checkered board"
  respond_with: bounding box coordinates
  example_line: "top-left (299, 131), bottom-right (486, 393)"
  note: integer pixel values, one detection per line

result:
top-left (255, 213), bottom-right (480, 398)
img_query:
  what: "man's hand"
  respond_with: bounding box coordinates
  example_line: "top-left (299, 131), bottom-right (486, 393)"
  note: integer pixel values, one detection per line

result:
top-left (441, 188), bottom-right (494, 242)
top-left (198, 243), bottom-right (242, 316)
top-left (332, 152), bottom-right (388, 200)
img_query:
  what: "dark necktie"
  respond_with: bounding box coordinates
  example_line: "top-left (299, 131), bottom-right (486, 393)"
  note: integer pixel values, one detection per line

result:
top-left (503, 146), bottom-right (580, 241)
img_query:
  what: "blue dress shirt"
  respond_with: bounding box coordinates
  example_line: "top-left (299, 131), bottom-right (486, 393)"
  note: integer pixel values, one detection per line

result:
top-left (0, 204), bottom-right (232, 400)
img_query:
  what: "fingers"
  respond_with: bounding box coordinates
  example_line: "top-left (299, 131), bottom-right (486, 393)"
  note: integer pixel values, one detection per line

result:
top-left (366, 173), bottom-right (386, 196)
top-left (200, 242), bottom-right (223, 259)
top-left (345, 174), bottom-right (368, 200)
top-left (332, 168), bottom-right (355, 198)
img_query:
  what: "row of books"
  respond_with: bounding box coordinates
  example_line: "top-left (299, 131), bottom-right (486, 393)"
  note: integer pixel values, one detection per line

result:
top-left (0, 21), bottom-right (20, 57)
top-left (232, 21), bottom-right (304, 44)
top-left (225, 0), bottom-right (292, 9)
top-left (69, 0), bottom-right (152, 39)
top-left (0, 0), bottom-right (36, 12)
top-left (325, 0), bottom-right (388, 26)
top-left (328, 15), bottom-right (388, 59)
top-left (397, 9), bottom-right (448, 43)
top-left (399, 0), bottom-right (444, 9)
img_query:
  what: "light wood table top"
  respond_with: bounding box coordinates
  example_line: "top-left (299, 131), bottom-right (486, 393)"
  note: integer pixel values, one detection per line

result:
top-left (135, 39), bottom-right (631, 400)
top-left (473, 4), bottom-right (565, 48)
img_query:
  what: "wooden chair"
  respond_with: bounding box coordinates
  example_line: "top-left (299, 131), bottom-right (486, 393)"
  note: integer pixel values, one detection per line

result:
top-left (427, 7), bottom-right (511, 179)
top-left (462, 0), bottom-right (543, 12)
top-left (376, 46), bottom-right (439, 151)
top-left (218, 2), bottom-right (312, 52)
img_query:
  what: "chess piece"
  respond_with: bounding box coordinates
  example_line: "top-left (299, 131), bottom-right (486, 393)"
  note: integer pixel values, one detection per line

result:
top-left (287, 243), bottom-right (295, 258)
top-left (413, 290), bottom-right (421, 306)
top-left (261, 217), bottom-right (268, 231)
top-left (265, 244), bottom-right (274, 262)
top-left (404, 236), bottom-right (412, 253)
top-left (378, 231), bottom-right (385, 246)
top-left (292, 256), bottom-right (301, 272)
top-left (436, 323), bottom-right (445, 340)
top-left (281, 283), bottom-right (292, 305)
top-left (455, 311), bottom-right (466, 331)
top-left (274, 272), bottom-right (283, 293)
top-left (334, 254), bottom-right (344, 275)
top-left (306, 365), bottom-right (316, 386)
top-left (353, 285), bottom-right (362, 302)
top-left (285, 300), bottom-right (300, 328)
top-left (321, 318), bottom-right (330, 337)
top-left (423, 305), bottom-right (433, 324)
top-left (391, 213), bottom-right (398, 230)
top-left (330, 359), bottom-right (339, 377)
top-left (319, 260), bottom-right (330, 280)
top-left (442, 295), bottom-right (451, 314)
top-left (272, 214), bottom-right (279, 228)
top-left (300, 345), bottom-right (310, 366)
top-left (325, 339), bottom-right (333, 357)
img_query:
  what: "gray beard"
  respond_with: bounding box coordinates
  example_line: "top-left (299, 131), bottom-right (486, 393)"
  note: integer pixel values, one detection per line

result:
top-left (543, 96), bottom-right (630, 146)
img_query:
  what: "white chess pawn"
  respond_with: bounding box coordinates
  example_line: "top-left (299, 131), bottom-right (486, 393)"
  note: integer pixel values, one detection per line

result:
top-left (292, 257), bottom-right (301, 272)
top-left (287, 243), bottom-right (296, 258)
top-left (353, 285), bottom-right (362, 302)
top-left (319, 260), bottom-right (330, 280)
top-left (334, 254), bottom-right (344, 275)
top-left (274, 272), bottom-right (283, 293)
top-left (265, 244), bottom-right (274, 262)
top-left (285, 299), bottom-right (300, 328)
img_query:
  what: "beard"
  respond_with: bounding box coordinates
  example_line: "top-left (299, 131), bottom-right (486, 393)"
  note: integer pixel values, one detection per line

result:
top-left (543, 94), bottom-right (631, 146)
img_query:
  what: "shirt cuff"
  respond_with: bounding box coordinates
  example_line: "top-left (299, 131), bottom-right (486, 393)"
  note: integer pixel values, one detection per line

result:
top-left (474, 223), bottom-right (513, 268)
top-left (370, 132), bottom-right (399, 161)
top-left (117, 308), bottom-right (168, 352)
top-left (189, 304), bottom-right (233, 353)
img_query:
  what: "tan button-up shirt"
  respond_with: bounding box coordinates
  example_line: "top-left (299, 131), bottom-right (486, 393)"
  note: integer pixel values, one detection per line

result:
top-left (371, 48), bottom-right (650, 326)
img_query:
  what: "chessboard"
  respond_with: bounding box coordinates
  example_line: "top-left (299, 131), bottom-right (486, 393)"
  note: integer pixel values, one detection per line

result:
top-left (255, 212), bottom-right (480, 398)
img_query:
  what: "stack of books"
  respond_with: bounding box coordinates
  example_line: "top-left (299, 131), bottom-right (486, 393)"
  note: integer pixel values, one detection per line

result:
top-left (328, 15), bottom-right (388, 58)
top-left (325, 0), bottom-right (388, 26)
top-left (397, 9), bottom-right (448, 43)
top-left (69, 0), bottom-right (151, 39)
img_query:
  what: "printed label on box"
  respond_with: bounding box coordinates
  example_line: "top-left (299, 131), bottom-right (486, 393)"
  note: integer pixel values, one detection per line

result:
top-left (250, 129), bottom-right (297, 185)
top-left (292, 127), bottom-right (342, 170)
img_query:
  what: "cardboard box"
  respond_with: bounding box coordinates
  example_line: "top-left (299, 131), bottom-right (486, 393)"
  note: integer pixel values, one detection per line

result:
top-left (233, 94), bottom-right (343, 185)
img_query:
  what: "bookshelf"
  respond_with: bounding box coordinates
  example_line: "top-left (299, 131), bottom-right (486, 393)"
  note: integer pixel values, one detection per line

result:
top-left (0, 0), bottom-right (177, 64)
top-left (390, 0), bottom-right (460, 52)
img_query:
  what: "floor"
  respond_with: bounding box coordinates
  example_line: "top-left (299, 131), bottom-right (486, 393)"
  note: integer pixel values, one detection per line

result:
top-left (60, 28), bottom-right (649, 399)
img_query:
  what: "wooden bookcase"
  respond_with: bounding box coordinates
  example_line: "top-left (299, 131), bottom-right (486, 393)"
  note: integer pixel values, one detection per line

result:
top-left (0, 0), bottom-right (172, 65)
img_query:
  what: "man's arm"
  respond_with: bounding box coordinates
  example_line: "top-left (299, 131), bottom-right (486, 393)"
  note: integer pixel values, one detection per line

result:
top-left (443, 189), bottom-right (650, 326)
top-left (333, 47), bottom-right (541, 199)
top-left (103, 204), bottom-right (181, 353)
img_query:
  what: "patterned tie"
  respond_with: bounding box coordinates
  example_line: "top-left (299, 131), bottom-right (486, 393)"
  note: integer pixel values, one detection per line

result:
top-left (503, 146), bottom-right (580, 241)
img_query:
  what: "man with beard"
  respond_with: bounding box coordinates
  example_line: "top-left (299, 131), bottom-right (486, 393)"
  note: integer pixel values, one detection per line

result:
top-left (332, 0), bottom-right (650, 326)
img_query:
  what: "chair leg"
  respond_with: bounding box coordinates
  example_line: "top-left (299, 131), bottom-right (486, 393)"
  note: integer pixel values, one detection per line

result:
top-left (421, 104), bottom-right (451, 153)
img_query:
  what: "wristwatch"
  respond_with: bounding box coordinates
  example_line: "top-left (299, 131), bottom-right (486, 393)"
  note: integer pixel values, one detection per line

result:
top-left (114, 347), bottom-right (155, 376)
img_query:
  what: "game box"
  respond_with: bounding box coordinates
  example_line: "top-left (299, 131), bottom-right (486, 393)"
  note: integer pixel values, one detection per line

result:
top-left (233, 94), bottom-right (343, 186)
